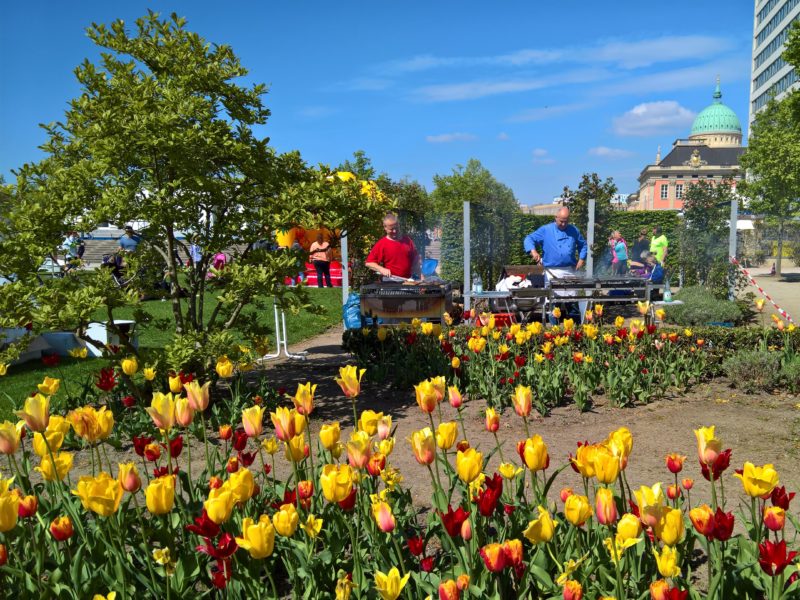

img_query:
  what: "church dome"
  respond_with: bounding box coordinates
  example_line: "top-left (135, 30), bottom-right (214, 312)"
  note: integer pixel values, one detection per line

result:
top-left (690, 80), bottom-right (742, 136)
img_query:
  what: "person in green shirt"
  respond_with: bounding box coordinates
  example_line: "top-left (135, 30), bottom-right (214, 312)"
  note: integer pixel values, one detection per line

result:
top-left (650, 226), bottom-right (669, 265)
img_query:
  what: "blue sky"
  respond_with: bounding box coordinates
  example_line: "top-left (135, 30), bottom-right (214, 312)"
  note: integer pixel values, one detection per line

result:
top-left (1, 1), bottom-right (755, 204)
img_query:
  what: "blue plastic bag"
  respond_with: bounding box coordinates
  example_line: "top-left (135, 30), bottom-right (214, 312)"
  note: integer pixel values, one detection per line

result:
top-left (343, 292), bottom-right (363, 330)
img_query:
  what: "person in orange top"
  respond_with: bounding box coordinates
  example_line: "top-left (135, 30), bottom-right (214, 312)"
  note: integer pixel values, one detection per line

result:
top-left (365, 213), bottom-right (420, 280)
top-left (309, 233), bottom-right (333, 288)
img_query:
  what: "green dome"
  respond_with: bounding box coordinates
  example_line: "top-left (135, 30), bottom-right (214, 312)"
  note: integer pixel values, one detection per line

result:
top-left (690, 81), bottom-right (741, 136)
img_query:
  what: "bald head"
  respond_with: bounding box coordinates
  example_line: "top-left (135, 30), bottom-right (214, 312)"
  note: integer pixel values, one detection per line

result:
top-left (555, 207), bottom-right (570, 230)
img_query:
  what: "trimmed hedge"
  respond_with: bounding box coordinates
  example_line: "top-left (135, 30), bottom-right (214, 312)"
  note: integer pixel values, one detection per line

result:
top-left (443, 208), bottom-right (682, 286)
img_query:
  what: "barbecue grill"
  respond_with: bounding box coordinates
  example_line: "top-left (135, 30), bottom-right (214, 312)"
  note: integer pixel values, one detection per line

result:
top-left (547, 276), bottom-right (652, 300)
top-left (360, 282), bottom-right (453, 322)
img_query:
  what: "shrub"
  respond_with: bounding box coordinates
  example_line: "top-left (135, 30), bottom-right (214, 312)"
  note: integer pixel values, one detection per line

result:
top-left (722, 350), bottom-right (782, 392)
top-left (663, 286), bottom-right (743, 326)
top-left (781, 355), bottom-right (800, 393)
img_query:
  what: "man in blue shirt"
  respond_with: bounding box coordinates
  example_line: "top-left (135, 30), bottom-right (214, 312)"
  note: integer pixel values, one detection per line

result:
top-left (523, 207), bottom-right (587, 322)
top-left (118, 226), bottom-right (141, 253)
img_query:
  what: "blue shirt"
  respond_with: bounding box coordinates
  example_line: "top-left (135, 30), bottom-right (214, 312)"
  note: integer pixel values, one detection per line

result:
top-left (614, 240), bottom-right (628, 262)
top-left (118, 234), bottom-right (141, 252)
top-left (523, 222), bottom-right (587, 268)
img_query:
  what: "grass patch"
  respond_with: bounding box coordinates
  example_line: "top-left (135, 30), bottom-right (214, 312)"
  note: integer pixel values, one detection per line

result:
top-left (0, 287), bottom-right (343, 419)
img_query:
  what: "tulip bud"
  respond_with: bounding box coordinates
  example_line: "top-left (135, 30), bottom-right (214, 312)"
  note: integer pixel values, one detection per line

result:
top-left (457, 574), bottom-right (470, 591)
top-left (439, 579), bottom-right (460, 600)
top-left (175, 397), bottom-right (195, 428)
top-left (665, 453), bottom-right (686, 474)
top-left (18, 495), bottom-right (38, 518)
top-left (144, 443), bottom-right (161, 462)
top-left (485, 408), bottom-right (499, 433)
top-left (209, 476), bottom-right (223, 490)
top-left (448, 386), bottom-right (463, 408)
top-left (456, 440), bottom-right (470, 452)
top-left (595, 487), bottom-right (617, 525)
top-left (682, 478), bottom-right (694, 490)
top-left (460, 518), bottom-right (472, 541)
top-left (118, 462), bottom-right (142, 493)
top-left (367, 453), bottom-right (386, 477)
top-left (219, 424), bottom-right (233, 440)
top-left (764, 506), bottom-right (786, 532)
top-left (50, 516), bottom-right (74, 541)
top-left (560, 487), bottom-right (574, 502)
top-left (376, 416), bottom-right (392, 441)
top-left (666, 484), bottom-right (681, 500)
top-left (226, 457), bottom-right (239, 473)
top-left (650, 579), bottom-right (670, 600)
top-left (298, 480), bottom-right (314, 500)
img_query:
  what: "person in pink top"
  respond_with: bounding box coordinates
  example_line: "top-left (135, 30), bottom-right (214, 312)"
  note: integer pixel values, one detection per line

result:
top-left (309, 232), bottom-right (333, 287)
top-left (365, 213), bottom-right (420, 280)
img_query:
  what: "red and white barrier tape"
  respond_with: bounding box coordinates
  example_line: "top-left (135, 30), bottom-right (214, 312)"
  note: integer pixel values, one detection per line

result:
top-left (730, 256), bottom-right (795, 324)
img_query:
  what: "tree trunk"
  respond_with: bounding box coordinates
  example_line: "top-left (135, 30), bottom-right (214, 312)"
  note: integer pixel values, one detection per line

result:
top-left (776, 220), bottom-right (785, 278)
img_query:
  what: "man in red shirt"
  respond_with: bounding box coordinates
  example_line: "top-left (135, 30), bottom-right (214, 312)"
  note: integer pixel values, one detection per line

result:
top-left (365, 213), bottom-right (421, 280)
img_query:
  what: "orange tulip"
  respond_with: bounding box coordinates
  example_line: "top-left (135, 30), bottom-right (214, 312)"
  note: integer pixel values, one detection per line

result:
top-left (512, 385), bottom-right (532, 418)
top-left (414, 380), bottom-right (439, 413)
top-left (409, 428), bottom-right (435, 465)
top-left (595, 487), bottom-right (617, 525)
top-left (485, 408), bottom-right (499, 433)
top-left (184, 380), bottom-right (210, 411)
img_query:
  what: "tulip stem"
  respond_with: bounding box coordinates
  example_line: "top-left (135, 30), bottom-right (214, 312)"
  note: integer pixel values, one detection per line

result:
top-left (101, 444), bottom-right (114, 477)
top-left (456, 406), bottom-right (468, 444)
top-left (344, 518), bottom-right (363, 600)
top-left (200, 413), bottom-right (212, 474)
top-left (186, 436), bottom-right (194, 503)
top-left (491, 432), bottom-right (505, 463)
top-left (304, 420), bottom-right (316, 484)
top-left (132, 493), bottom-right (159, 594)
top-left (8, 454), bottom-right (28, 494)
top-left (264, 562), bottom-right (278, 598)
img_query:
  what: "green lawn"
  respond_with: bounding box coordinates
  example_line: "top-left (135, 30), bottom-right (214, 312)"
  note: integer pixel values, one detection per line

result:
top-left (0, 287), bottom-right (343, 419)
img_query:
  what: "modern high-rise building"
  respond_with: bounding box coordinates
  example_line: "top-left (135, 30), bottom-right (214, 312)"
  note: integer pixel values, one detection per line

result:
top-left (749, 0), bottom-right (800, 125)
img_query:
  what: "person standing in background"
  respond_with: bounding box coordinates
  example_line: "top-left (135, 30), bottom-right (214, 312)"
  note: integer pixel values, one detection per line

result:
top-left (309, 232), bottom-right (333, 288)
top-left (650, 226), bottom-right (669, 265)
top-left (611, 231), bottom-right (628, 275)
top-left (630, 229), bottom-right (650, 263)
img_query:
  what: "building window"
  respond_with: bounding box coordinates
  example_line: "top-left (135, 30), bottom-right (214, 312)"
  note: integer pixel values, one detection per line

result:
top-left (675, 184), bottom-right (684, 199)
top-left (660, 184), bottom-right (669, 200)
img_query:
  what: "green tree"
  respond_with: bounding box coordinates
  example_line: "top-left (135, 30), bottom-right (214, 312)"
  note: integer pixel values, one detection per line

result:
top-left (338, 150), bottom-right (377, 181)
top-left (562, 173), bottom-right (618, 267)
top-left (739, 93), bottom-right (800, 277)
top-left (677, 180), bottom-right (736, 293)
top-left (432, 159), bottom-right (519, 284)
top-left (0, 12), bottom-right (376, 373)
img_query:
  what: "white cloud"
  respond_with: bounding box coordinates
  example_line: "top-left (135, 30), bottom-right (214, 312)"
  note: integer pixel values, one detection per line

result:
top-left (413, 69), bottom-right (608, 102)
top-left (588, 146), bottom-right (634, 159)
top-left (380, 35), bottom-right (733, 74)
top-left (532, 148), bottom-right (556, 164)
top-left (425, 132), bottom-right (477, 143)
top-left (497, 132), bottom-right (510, 141)
top-left (508, 102), bottom-right (589, 122)
top-left (612, 101), bottom-right (696, 136)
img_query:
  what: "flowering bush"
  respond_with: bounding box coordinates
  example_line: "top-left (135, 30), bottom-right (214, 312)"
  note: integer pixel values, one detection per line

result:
top-left (345, 309), bottom-right (799, 411)
top-left (1, 359), bottom-right (799, 598)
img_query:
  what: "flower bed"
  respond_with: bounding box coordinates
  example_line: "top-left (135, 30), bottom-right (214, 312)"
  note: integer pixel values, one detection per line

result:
top-left (344, 307), bottom-right (799, 411)
top-left (1, 358), bottom-right (799, 598)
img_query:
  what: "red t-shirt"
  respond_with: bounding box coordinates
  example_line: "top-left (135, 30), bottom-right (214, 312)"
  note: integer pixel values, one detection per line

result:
top-left (366, 236), bottom-right (418, 279)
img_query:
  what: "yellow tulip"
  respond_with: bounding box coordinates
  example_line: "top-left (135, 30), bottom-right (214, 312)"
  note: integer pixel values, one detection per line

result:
top-left (455, 448), bottom-right (483, 483)
top-left (120, 357), bottom-right (138, 376)
top-left (293, 382), bottom-right (317, 416)
top-left (414, 380), bottom-right (439, 413)
top-left (378, 437), bottom-right (395, 457)
top-left (168, 374), bottom-right (183, 393)
top-left (36, 452), bottom-right (73, 481)
top-left (293, 410), bottom-right (307, 436)
top-left (95, 406), bottom-right (114, 439)
top-left (284, 434), bottom-right (307, 463)
top-left (273, 503), bottom-right (299, 537)
top-left (436, 421), bottom-right (458, 450)
top-left (205, 487), bottom-right (235, 524)
top-left (655, 308), bottom-right (666, 321)
top-left (0, 490), bottom-right (20, 532)
top-left (521, 435), bottom-right (549, 472)
top-left (146, 392), bottom-right (176, 431)
top-left (606, 427), bottom-right (633, 462)
top-left (227, 468), bottom-right (255, 504)
top-left (499, 462), bottom-right (523, 479)
top-left (319, 422), bottom-right (341, 450)
top-left (604, 535), bottom-right (640, 565)
top-left (72, 472), bottom-right (123, 517)
top-left (592, 446), bottom-right (621, 484)
top-left (184, 380), bottom-right (210, 411)
top-left (236, 515), bottom-right (275, 558)
top-left (320, 463), bottom-right (354, 503)
top-left (523, 505), bottom-right (555, 544)
top-left (143, 367), bottom-right (156, 381)
top-left (377, 327), bottom-right (388, 342)
top-left (409, 427), bottom-right (435, 465)
top-left (270, 406), bottom-right (296, 441)
top-left (656, 508), bottom-right (685, 546)
top-left (215, 356), bottom-right (234, 378)
top-left (372, 500), bottom-right (396, 532)
top-left (653, 545), bottom-right (681, 578)
top-left (91, 593), bottom-right (116, 600)
top-left (262, 437), bottom-right (279, 454)
top-left (512, 385), bottom-right (532, 417)
top-left (335, 365), bottom-right (365, 398)
top-left (571, 443), bottom-right (599, 478)
top-left (241, 405), bottom-right (264, 438)
top-left (734, 462), bottom-right (780, 498)
top-left (118, 462), bottom-right (141, 493)
top-left (358, 409), bottom-right (383, 435)
top-left (0, 364), bottom-right (6, 376)
top-left (0, 476), bottom-right (13, 495)
top-left (377, 415), bottom-right (393, 440)
top-left (37, 376), bottom-right (60, 396)
top-left (0, 421), bottom-right (24, 454)
top-left (694, 426), bottom-right (722, 465)
top-left (617, 513), bottom-right (643, 542)
top-left (374, 567), bottom-right (410, 600)
top-left (634, 483), bottom-right (666, 529)
top-left (174, 397), bottom-right (195, 428)
top-left (302, 514), bottom-right (323, 538)
top-left (346, 430), bottom-right (372, 469)
top-left (145, 475), bottom-right (175, 515)
top-left (637, 301), bottom-right (650, 316)
top-left (595, 487), bottom-right (618, 525)
top-left (451, 356), bottom-right (461, 369)
top-left (69, 347), bottom-right (88, 359)
top-left (15, 393), bottom-right (50, 432)
top-left (565, 494), bottom-right (592, 527)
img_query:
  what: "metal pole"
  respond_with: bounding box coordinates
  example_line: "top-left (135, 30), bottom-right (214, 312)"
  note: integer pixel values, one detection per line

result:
top-left (586, 198), bottom-right (595, 277)
top-left (341, 233), bottom-right (349, 307)
top-left (463, 201), bottom-right (471, 312)
top-left (728, 196), bottom-right (738, 301)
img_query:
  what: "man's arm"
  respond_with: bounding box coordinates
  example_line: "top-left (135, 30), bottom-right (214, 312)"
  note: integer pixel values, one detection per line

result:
top-left (365, 240), bottom-right (390, 277)
top-left (524, 227), bottom-right (544, 261)
top-left (364, 261), bottom-right (390, 277)
top-left (574, 227), bottom-right (588, 270)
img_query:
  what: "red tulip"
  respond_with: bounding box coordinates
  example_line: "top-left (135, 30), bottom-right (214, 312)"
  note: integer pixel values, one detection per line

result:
top-left (713, 509), bottom-right (734, 541)
top-left (197, 532), bottom-right (238, 560)
top-left (121, 395), bottom-right (136, 408)
top-left (764, 506), bottom-right (786, 532)
top-left (167, 435), bottom-right (183, 458)
top-left (479, 543), bottom-right (507, 572)
top-left (420, 556), bottom-right (435, 572)
top-left (700, 448), bottom-right (732, 481)
top-left (232, 429), bottom-right (248, 452)
top-left (758, 540), bottom-right (798, 576)
top-left (218, 425), bottom-right (233, 440)
top-left (477, 474), bottom-right (503, 517)
top-left (0, 544), bottom-right (6, 567)
top-left (95, 367), bottom-right (117, 391)
top-left (42, 354), bottom-right (60, 367)
top-left (771, 486), bottom-right (795, 510)
top-left (439, 505), bottom-right (469, 537)
top-left (407, 536), bottom-right (425, 556)
top-left (338, 487), bottom-right (357, 511)
top-left (665, 453), bottom-right (686, 474)
top-left (185, 509), bottom-right (221, 539)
